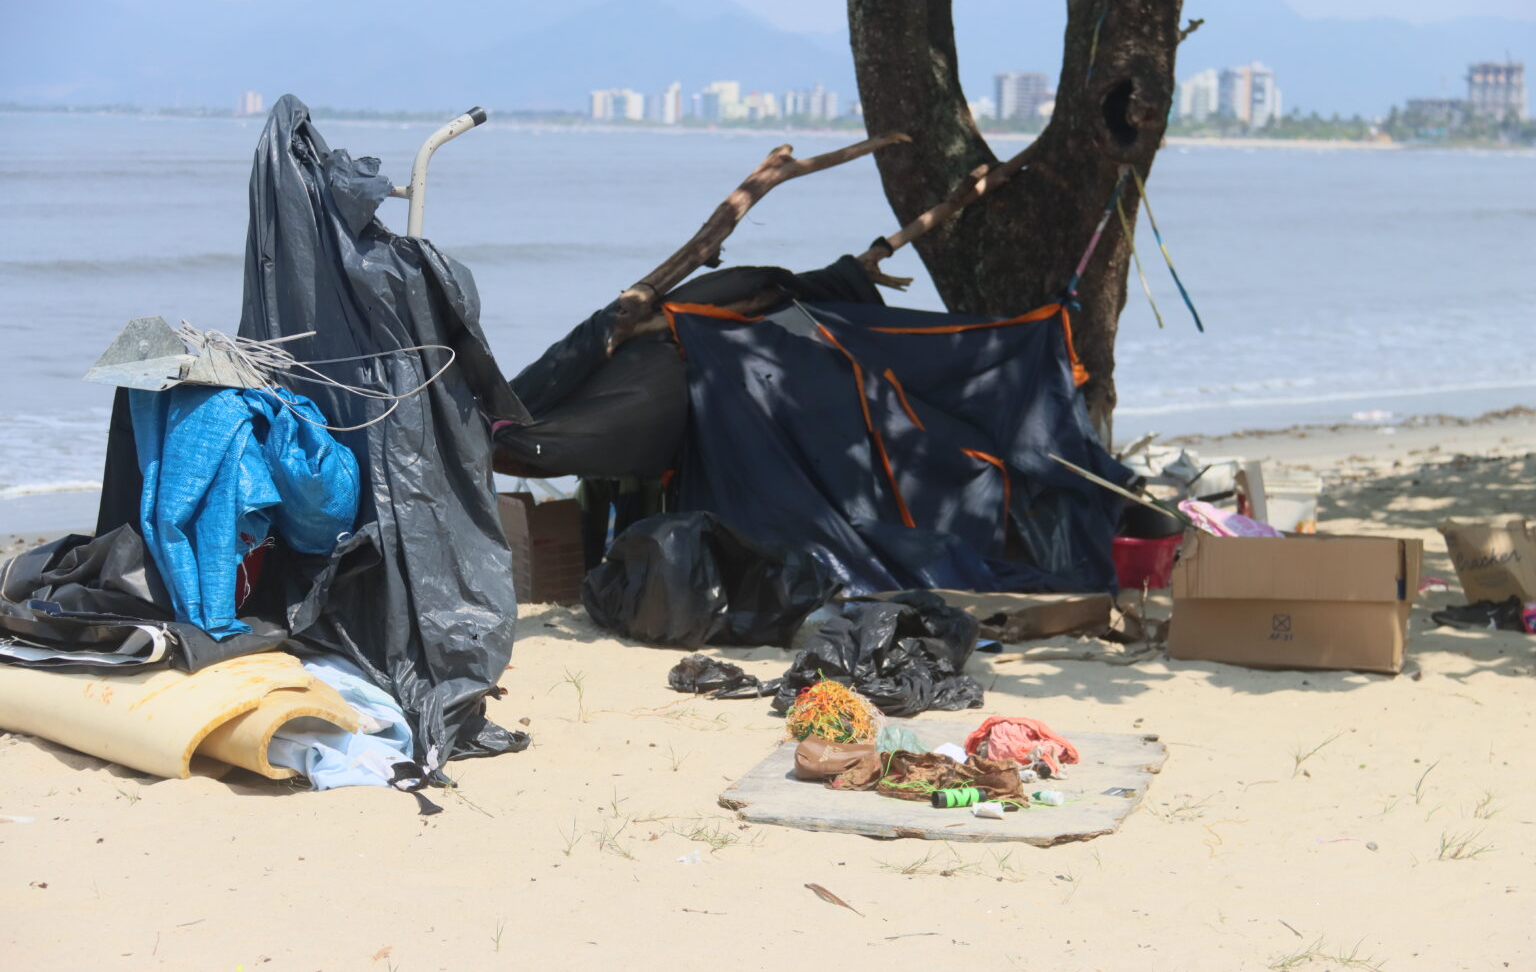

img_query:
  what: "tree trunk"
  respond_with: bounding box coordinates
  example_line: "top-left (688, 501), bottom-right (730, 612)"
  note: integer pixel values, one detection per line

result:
top-left (848, 0), bottom-right (1185, 441)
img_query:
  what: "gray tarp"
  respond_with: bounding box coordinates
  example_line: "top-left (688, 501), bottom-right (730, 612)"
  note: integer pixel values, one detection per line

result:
top-left (238, 95), bottom-right (529, 769)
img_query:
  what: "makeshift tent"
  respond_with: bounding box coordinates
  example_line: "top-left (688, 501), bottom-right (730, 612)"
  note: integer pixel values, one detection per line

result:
top-left (498, 258), bottom-right (1132, 596)
top-left (1, 96), bottom-right (529, 774)
top-left (497, 257), bottom-right (881, 480)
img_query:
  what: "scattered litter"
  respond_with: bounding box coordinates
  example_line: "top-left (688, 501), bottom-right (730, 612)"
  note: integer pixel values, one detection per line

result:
top-left (875, 725), bottom-right (927, 754)
top-left (771, 591), bottom-right (983, 718)
top-left (1102, 787), bottom-right (1137, 798)
top-left (676, 850), bottom-right (702, 866)
top-left (932, 742), bottom-right (969, 763)
top-left (967, 716), bottom-right (1079, 776)
top-left (1418, 577), bottom-right (1451, 593)
top-left (1031, 790), bottom-right (1065, 807)
top-left (931, 786), bottom-right (986, 808)
top-left (804, 882), bottom-right (863, 917)
top-left (785, 681), bottom-right (882, 744)
top-left (0, 815), bottom-right (35, 824)
top-left (970, 801), bottom-right (1007, 820)
top-left (667, 654), bottom-right (774, 700)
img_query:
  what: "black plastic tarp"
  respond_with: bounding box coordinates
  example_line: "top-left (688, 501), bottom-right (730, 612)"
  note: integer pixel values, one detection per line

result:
top-left (495, 257), bottom-right (880, 479)
top-left (233, 95), bottom-right (528, 768)
top-left (670, 298), bottom-right (1133, 594)
top-left (771, 591), bottom-right (984, 718)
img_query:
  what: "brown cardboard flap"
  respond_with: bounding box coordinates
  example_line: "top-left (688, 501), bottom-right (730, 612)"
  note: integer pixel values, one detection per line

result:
top-left (1173, 532), bottom-right (1420, 603)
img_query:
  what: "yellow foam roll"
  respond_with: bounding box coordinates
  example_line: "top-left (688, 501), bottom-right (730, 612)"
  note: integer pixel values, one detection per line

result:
top-left (0, 652), bottom-right (360, 779)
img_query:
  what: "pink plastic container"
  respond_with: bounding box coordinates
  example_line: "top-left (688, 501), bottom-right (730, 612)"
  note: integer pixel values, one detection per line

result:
top-left (1112, 534), bottom-right (1182, 590)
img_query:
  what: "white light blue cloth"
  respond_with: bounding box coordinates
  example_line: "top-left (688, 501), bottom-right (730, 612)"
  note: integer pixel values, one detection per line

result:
top-left (269, 656), bottom-right (414, 789)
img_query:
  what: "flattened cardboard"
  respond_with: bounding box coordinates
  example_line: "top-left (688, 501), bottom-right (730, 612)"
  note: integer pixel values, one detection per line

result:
top-left (1437, 517), bottom-right (1536, 603)
top-left (1169, 532), bottom-right (1423, 674)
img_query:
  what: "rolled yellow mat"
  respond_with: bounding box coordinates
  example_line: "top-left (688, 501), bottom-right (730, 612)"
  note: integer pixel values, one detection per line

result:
top-left (0, 652), bottom-right (361, 780)
top-left (198, 680), bottom-right (360, 779)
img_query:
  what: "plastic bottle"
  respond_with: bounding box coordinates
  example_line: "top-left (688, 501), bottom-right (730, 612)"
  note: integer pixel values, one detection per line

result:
top-left (1031, 789), bottom-right (1065, 806)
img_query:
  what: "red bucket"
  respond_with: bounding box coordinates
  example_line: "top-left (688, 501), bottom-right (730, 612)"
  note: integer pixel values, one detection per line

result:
top-left (1112, 534), bottom-right (1182, 590)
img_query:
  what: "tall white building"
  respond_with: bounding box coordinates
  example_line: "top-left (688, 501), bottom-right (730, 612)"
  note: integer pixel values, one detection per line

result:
top-left (809, 83), bottom-right (837, 120)
top-left (647, 82), bottom-right (682, 124)
top-left (1249, 63), bottom-right (1281, 127)
top-left (590, 89), bottom-right (644, 121)
top-left (743, 91), bottom-right (780, 121)
top-left (698, 80), bottom-right (744, 121)
top-left (1175, 69), bottom-right (1218, 122)
top-left (1215, 62), bottom-right (1281, 127)
top-left (237, 90), bottom-right (264, 116)
top-left (1467, 61), bottom-right (1526, 120)
top-left (994, 72), bottom-right (1051, 121)
top-left (783, 83), bottom-right (838, 121)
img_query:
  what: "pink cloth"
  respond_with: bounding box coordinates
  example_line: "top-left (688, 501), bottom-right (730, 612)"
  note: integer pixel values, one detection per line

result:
top-left (1179, 499), bottom-right (1283, 538)
top-left (964, 716), bottom-right (1080, 776)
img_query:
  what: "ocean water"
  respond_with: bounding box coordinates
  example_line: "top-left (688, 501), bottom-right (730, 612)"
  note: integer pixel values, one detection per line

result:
top-left (1, 112), bottom-right (1533, 531)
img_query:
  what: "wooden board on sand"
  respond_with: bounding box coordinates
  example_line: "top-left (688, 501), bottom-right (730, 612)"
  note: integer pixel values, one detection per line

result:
top-left (718, 719), bottom-right (1167, 845)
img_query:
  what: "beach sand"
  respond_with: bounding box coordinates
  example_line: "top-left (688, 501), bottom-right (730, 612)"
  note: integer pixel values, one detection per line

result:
top-left (2, 411), bottom-right (1533, 971)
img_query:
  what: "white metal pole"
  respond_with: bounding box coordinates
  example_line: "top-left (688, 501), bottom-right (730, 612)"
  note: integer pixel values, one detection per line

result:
top-left (389, 106), bottom-right (487, 238)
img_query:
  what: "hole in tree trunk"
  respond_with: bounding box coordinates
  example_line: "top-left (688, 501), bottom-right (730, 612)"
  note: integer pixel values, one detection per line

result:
top-left (1102, 79), bottom-right (1139, 147)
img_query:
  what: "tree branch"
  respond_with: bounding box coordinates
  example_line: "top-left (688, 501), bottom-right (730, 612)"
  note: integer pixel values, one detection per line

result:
top-left (1179, 18), bottom-right (1203, 42)
top-left (608, 132), bottom-right (910, 350)
top-left (856, 140), bottom-right (1040, 290)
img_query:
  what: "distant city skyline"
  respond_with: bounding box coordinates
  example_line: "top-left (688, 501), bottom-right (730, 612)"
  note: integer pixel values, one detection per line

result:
top-left (589, 80), bottom-right (847, 124)
top-left (2, 1), bottom-right (1531, 121)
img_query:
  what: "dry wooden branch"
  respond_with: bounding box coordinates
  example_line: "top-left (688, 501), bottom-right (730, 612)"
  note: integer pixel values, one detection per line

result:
top-left (856, 140), bottom-right (1040, 290)
top-left (607, 132), bottom-right (910, 351)
top-left (1179, 18), bottom-right (1204, 42)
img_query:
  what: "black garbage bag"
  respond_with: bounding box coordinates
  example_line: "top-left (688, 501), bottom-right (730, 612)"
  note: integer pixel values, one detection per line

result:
top-left (666, 653), bottom-right (779, 700)
top-left (582, 512), bottom-right (837, 647)
top-left (232, 95), bottom-right (529, 769)
top-left (771, 591), bottom-right (983, 718)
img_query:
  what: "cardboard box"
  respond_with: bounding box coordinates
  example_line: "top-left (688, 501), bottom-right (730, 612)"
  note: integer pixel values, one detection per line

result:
top-left (1169, 531), bottom-right (1423, 674)
top-left (497, 492), bottom-right (585, 606)
top-left (1436, 517), bottom-right (1536, 603)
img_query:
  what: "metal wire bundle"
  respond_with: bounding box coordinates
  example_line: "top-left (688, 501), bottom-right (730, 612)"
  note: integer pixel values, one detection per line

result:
top-left (176, 322), bottom-right (456, 432)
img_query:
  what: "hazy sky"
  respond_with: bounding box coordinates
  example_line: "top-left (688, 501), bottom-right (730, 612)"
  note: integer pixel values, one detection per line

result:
top-left (734, 0), bottom-right (1536, 33)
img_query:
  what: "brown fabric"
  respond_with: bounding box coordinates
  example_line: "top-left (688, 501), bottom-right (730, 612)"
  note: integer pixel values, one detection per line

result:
top-left (827, 750), bottom-right (1025, 803)
top-left (793, 738), bottom-right (879, 781)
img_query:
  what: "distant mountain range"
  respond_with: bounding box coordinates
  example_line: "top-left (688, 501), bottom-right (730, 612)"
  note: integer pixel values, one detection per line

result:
top-left (0, 0), bottom-right (1529, 119)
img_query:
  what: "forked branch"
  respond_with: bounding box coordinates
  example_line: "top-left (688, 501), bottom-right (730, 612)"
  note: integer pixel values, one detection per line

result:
top-left (608, 132), bottom-right (911, 350)
top-left (856, 140), bottom-right (1040, 290)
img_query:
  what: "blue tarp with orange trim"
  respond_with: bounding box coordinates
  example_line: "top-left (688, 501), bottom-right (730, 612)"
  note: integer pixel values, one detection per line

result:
top-left (670, 299), bottom-right (1132, 594)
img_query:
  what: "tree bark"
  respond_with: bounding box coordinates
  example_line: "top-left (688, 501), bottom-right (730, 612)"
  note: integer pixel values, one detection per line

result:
top-left (848, 0), bottom-right (1185, 440)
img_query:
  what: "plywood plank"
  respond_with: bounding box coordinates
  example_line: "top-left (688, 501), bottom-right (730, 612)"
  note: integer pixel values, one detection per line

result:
top-left (718, 719), bottom-right (1166, 845)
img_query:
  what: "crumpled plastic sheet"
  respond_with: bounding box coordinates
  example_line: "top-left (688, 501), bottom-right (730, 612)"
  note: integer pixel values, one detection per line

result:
top-left (771, 590), bottom-right (984, 718)
top-left (665, 653), bottom-right (779, 700)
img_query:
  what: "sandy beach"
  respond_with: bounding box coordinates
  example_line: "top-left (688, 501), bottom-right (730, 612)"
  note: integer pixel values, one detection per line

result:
top-left (2, 408), bottom-right (1533, 971)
